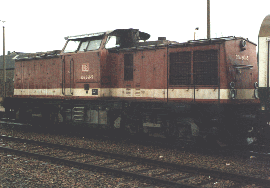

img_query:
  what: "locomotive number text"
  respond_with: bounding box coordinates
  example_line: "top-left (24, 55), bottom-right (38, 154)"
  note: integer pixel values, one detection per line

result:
top-left (81, 75), bottom-right (94, 80)
top-left (236, 54), bottom-right (249, 61)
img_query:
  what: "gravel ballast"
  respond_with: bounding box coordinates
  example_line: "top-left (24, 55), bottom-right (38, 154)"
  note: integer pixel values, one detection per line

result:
top-left (1, 128), bottom-right (269, 187)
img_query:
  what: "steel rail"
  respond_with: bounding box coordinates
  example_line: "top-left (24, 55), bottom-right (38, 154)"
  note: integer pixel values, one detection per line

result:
top-left (0, 135), bottom-right (269, 187)
top-left (0, 136), bottom-right (196, 187)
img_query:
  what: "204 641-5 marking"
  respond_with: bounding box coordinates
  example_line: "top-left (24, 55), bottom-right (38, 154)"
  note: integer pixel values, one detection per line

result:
top-left (81, 75), bottom-right (94, 80)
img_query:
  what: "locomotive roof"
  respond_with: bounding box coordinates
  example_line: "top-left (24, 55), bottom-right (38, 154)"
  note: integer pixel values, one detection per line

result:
top-left (64, 29), bottom-right (151, 41)
top-left (172, 36), bottom-right (256, 46)
top-left (0, 50), bottom-right (61, 68)
top-left (108, 36), bottom-right (256, 52)
top-left (0, 33), bottom-right (256, 65)
top-left (64, 31), bottom-right (106, 40)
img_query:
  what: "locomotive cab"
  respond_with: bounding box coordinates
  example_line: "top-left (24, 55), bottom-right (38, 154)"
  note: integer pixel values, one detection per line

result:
top-left (61, 29), bottom-right (150, 97)
top-left (61, 32), bottom-right (104, 96)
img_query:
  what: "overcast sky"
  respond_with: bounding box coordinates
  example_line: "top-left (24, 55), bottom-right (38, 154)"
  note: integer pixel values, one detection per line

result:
top-left (0, 0), bottom-right (269, 54)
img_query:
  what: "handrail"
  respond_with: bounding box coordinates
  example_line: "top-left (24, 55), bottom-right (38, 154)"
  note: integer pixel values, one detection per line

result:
top-left (70, 58), bottom-right (74, 95)
top-left (62, 58), bottom-right (65, 95)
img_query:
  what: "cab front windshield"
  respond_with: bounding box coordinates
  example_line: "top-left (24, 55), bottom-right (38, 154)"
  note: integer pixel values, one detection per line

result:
top-left (64, 37), bottom-right (103, 53)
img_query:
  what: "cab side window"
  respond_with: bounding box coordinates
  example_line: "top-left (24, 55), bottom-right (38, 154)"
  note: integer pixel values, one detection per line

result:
top-left (105, 36), bottom-right (120, 49)
top-left (87, 39), bottom-right (102, 51)
top-left (64, 40), bottom-right (80, 53)
top-left (78, 41), bottom-right (89, 52)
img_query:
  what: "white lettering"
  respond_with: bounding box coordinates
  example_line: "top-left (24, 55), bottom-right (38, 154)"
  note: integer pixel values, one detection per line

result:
top-left (81, 75), bottom-right (94, 80)
top-left (236, 55), bottom-right (249, 61)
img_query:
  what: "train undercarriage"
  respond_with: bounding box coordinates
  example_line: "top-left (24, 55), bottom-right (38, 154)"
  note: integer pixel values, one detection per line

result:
top-left (3, 97), bottom-right (259, 146)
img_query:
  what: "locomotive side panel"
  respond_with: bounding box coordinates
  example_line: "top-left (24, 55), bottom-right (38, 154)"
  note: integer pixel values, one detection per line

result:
top-left (14, 61), bottom-right (23, 94)
top-left (225, 39), bottom-right (258, 102)
top-left (104, 48), bottom-right (167, 101)
top-left (14, 57), bottom-right (62, 98)
top-left (69, 52), bottom-right (101, 97)
top-left (140, 49), bottom-right (167, 101)
top-left (168, 44), bottom-right (221, 103)
top-left (74, 52), bottom-right (100, 84)
top-left (103, 52), bottom-right (122, 98)
top-left (21, 60), bottom-right (33, 96)
top-left (46, 58), bottom-right (62, 96)
top-left (119, 51), bottom-right (143, 99)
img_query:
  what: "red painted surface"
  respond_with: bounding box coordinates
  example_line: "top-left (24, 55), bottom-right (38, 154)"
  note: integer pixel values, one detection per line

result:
top-left (225, 39), bottom-right (258, 89)
top-left (15, 57), bottom-right (62, 90)
top-left (13, 31), bottom-right (258, 105)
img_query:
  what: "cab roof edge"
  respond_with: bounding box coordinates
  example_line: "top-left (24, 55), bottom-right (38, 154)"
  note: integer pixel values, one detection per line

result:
top-left (64, 31), bottom-right (106, 40)
top-left (64, 29), bottom-right (150, 41)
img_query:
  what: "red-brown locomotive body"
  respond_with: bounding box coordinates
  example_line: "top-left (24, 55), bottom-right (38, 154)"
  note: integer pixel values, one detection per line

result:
top-left (4, 29), bottom-right (259, 144)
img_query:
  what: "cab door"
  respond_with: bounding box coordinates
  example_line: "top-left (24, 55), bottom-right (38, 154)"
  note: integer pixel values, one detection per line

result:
top-left (62, 55), bottom-right (74, 96)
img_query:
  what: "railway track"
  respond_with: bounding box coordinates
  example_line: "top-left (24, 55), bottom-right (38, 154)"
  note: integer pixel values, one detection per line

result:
top-left (0, 135), bottom-right (268, 187)
top-left (242, 143), bottom-right (270, 162)
top-left (214, 141), bottom-right (270, 160)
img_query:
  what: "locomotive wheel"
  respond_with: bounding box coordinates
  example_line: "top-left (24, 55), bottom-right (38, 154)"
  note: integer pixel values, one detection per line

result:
top-left (125, 113), bottom-right (142, 134)
top-left (119, 105), bottom-right (144, 138)
top-left (164, 117), bottom-right (178, 140)
top-left (166, 117), bottom-right (197, 141)
top-left (33, 106), bottom-right (60, 130)
top-left (18, 108), bottom-right (32, 124)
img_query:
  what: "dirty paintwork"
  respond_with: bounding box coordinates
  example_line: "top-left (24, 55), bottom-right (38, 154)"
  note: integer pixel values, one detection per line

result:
top-left (13, 29), bottom-right (258, 105)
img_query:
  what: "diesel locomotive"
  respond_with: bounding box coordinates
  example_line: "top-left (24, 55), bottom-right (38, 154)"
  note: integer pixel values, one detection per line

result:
top-left (3, 27), bottom-right (261, 145)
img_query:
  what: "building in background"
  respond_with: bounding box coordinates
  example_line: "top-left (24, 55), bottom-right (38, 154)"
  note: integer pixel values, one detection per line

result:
top-left (0, 51), bottom-right (17, 100)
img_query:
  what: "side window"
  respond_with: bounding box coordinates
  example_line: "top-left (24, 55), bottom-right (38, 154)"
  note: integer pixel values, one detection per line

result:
top-left (105, 36), bottom-right (120, 49)
top-left (64, 40), bottom-right (80, 53)
top-left (87, 39), bottom-right (102, 51)
top-left (78, 39), bottom-right (103, 52)
top-left (78, 41), bottom-right (89, 52)
top-left (124, 54), bottom-right (133, 81)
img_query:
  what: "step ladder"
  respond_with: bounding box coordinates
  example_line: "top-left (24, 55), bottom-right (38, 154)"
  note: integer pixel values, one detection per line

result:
top-left (72, 107), bottom-right (85, 122)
